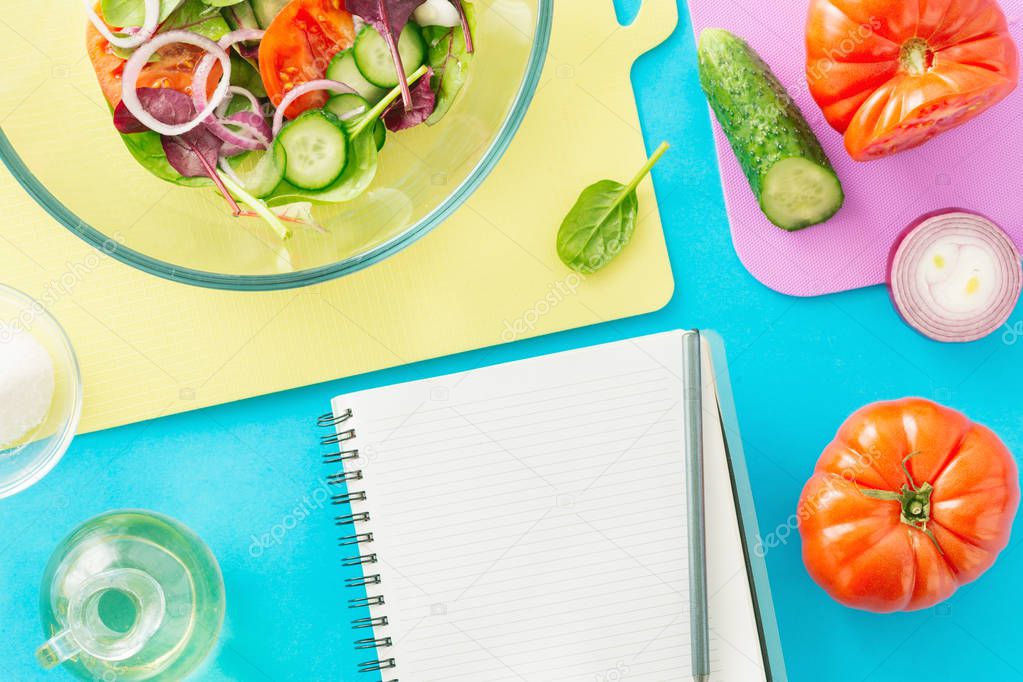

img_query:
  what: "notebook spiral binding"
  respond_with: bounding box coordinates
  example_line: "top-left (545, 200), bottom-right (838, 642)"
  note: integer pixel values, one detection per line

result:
top-left (319, 408), bottom-right (398, 682)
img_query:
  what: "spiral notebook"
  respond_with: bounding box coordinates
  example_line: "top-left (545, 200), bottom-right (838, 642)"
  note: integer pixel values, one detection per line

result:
top-left (318, 330), bottom-right (787, 681)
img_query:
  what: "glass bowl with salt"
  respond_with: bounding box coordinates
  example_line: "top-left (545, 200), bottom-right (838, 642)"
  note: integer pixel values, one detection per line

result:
top-left (0, 284), bottom-right (81, 499)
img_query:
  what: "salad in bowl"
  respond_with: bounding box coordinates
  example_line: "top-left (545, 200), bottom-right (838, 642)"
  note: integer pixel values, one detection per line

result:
top-left (84, 0), bottom-right (477, 239)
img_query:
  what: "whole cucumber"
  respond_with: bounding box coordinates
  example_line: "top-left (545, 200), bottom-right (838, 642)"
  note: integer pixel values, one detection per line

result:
top-left (698, 28), bottom-right (843, 231)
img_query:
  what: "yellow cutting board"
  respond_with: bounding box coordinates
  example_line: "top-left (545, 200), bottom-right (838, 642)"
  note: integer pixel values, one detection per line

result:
top-left (0, 1), bottom-right (677, 433)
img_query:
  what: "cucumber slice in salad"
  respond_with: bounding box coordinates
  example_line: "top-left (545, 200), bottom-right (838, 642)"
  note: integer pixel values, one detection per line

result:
top-left (326, 50), bottom-right (387, 103)
top-left (354, 24), bottom-right (427, 89)
top-left (225, 145), bottom-right (287, 198)
top-left (325, 93), bottom-right (371, 122)
top-left (326, 93), bottom-right (387, 150)
top-left (275, 110), bottom-right (349, 191)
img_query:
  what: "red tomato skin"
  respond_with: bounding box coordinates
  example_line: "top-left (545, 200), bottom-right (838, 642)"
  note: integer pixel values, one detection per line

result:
top-left (258, 0), bottom-right (356, 119)
top-left (805, 0), bottom-right (1019, 160)
top-left (798, 398), bottom-right (1019, 613)
top-left (87, 20), bottom-right (221, 109)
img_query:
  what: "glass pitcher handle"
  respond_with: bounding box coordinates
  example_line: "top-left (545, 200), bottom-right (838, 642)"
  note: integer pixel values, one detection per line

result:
top-left (35, 568), bottom-right (166, 672)
top-left (36, 628), bottom-right (82, 670)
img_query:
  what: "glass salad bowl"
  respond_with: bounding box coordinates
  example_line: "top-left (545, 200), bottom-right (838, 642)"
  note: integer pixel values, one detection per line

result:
top-left (0, 0), bottom-right (552, 290)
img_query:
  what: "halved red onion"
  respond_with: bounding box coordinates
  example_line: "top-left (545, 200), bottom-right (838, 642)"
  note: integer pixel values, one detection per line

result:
top-left (82, 0), bottom-right (159, 49)
top-left (192, 30), bottom-right (267, 152)
top-left (122, 31), bottom-right (232, 137)
top-left (889, 211), bottom-right (1022, 343)
top-left (272, 80), bottom-right (357, 136)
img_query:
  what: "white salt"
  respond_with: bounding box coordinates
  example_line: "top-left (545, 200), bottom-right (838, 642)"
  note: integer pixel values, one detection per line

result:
top-left (0, 329), bottom-right (55, 448)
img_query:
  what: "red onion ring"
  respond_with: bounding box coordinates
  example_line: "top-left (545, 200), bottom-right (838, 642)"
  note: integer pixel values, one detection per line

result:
top-left (272, 80), bottom-right (358, 137)
top-left (122, 31), bottom-right (232, 137)
top-left (219, 111), bottom-right (273, 157)
top-left (82, 0), bottom-right (159, 49)
top-left (219, 156), bottom-right (244, 187)
top-left (193, 30), bottom-right (267, 152)
top-left (889, 211), bottom-right (1022, 343)
top-left (218, 86), bottom-right (263, 118)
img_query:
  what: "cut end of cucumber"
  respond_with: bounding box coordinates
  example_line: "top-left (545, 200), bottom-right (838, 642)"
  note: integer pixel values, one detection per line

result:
top-left (760, 157), bottom-right (844, 231)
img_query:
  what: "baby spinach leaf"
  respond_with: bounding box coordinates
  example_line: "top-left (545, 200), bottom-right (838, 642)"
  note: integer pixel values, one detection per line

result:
top-left (162, 0), bottom-right (232, 40)
top-left (423, 0), bottom-right (475, 124)
top-left (119, 131), bottom-right (212, 188)
top-left (101, 0), bottom-right (183, 27)
top-left (229, 51), bottom-right (268, 98)
top-left (556, 142), bottom-right (669, 274)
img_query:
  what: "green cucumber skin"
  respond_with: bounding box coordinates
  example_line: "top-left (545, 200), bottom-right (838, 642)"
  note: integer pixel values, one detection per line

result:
top-left (697, 28), bottom-right (843, 230)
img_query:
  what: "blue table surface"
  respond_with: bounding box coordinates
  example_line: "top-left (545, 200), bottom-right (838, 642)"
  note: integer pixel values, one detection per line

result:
top-left (3, 2), bottom-right (1022, 680)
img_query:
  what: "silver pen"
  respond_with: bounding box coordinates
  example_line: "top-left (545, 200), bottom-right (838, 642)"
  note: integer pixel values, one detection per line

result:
top-left (683, 331), bottom-right (710, 682)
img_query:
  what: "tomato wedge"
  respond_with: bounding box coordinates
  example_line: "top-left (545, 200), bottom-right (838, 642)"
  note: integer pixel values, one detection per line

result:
top-left (258, 0), bottom-right (356, 119)
top-left (87, 17), bottom-right (221, 110)
top-left (805, 0), bottom-right (1019, 161)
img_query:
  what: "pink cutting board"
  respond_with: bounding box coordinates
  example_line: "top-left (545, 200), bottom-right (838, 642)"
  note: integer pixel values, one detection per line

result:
top-left (686, 0), bottom-right (1023, 297)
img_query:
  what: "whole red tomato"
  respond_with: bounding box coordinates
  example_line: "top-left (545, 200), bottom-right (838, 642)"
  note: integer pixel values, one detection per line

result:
top-left (805, 0), bottom-right (1019, 161)
top-left (798, 398), bottom-right (1018, 612)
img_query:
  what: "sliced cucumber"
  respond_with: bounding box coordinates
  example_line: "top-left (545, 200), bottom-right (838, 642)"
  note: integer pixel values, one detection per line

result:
top-left (325, 93), bottom-right (371, 122)
top-left (251, 0), bottom-right (290, 28)
top-left (226, 145), bottom-right (287, 198)
top-left (326, 50), bottom-right (387, 103)
top-left (354, 24), bottom-right (427, 89)
top-left (760, 158), bottom-right (844, 230)
top-left (326, 93), bottom-right (386, 149)
top-left (275, 110), bottom-right (349, 191)
top-left (697, 28), bottom-right (844, 230)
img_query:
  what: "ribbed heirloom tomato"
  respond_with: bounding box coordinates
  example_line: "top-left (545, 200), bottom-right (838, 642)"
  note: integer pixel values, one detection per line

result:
top-left (798, 398), bottom-right (1018, 612)
top-left (805, 0), bottom-right (1019, 160)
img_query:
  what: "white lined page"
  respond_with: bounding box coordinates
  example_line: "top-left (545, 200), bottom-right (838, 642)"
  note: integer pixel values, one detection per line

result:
top-left (332, 331), bottom-right (765, 681)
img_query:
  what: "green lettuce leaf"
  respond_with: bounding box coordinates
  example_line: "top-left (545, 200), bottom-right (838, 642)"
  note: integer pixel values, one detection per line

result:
top-left (162, 0), bottom-right (232, 40)
top-left (119, 131), bottom-right (212, 188)
top-left (101, 0), bottom-right (184, 27)
top-left (423, 0), bottom-right (476, 125)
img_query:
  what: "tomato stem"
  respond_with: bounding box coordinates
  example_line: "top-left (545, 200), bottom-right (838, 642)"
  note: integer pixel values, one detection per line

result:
top-left (857, 451), bottom-right (944, 555)
top-left (900, 38), bottom-right (934, 76)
